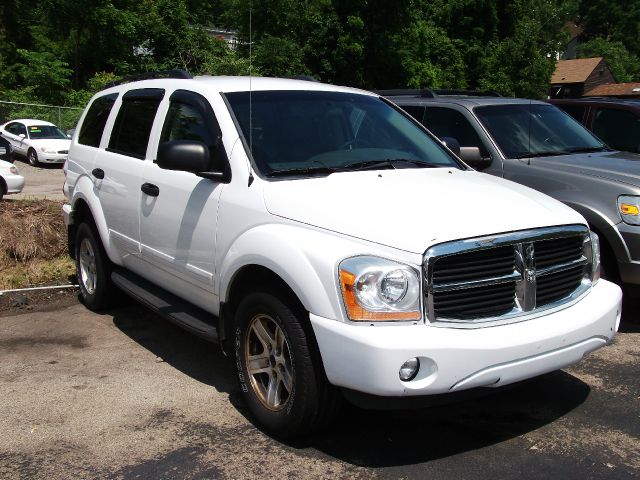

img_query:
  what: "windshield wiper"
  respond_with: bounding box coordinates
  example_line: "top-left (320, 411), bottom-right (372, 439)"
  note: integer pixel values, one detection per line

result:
top-left (266, 166), bottom-right (340, 177)
top-left (513, 151), bottom-right (571, 159)
top-left (565, 146), bottom-right (608, 153)
top-left (342, 159), bottom-right (443, 171)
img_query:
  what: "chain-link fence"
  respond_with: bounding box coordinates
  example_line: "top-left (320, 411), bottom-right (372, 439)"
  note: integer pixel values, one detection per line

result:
top-left (0, 100), bottom-right (83, 132)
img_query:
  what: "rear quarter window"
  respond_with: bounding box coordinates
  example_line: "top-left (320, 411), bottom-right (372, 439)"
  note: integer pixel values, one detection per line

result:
top-left (107, 89), bottom-right (164, 158)
top-left (78, 93), bottom-right (118, 147)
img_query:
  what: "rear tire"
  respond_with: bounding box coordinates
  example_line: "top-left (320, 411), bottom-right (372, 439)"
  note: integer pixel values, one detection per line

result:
top-left (75, 222), bottom-right (119, 310)
top-left (0, 182), bottom-right (5, 201)
top-left (234, 291), bottom-right (340, 439)
top-left (27, 148), bottom-right (39, 167)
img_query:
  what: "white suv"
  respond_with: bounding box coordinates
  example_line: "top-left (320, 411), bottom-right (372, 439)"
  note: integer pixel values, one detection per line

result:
top-left (63, 72), bottom-right (622, 438)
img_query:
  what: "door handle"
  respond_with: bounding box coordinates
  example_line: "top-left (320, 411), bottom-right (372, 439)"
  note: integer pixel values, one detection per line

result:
top-left (91, 168), bottom-right (104, 179)
top-left (141, 182), bottom-right (160, 197)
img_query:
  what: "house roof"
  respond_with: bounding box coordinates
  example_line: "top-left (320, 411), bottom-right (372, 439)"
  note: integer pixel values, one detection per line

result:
top-left (584, 82), bottom-right (640, 97)
top-left (551, 57), bottom-right (603, 84)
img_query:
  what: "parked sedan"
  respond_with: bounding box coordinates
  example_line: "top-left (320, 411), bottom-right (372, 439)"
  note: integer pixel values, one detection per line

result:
top-left (0, 135), bottom-right (12, 162)
top-left (0, 159), bottom-right (25, 200)
top-left (0, 119), bottom-right (71, 166)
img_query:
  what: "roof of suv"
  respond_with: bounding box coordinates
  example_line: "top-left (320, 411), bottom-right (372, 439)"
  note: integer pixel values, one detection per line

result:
top-left (383, 95), bottom-right (549, 108)
top-left (99, 75), bottom-right (375, 97)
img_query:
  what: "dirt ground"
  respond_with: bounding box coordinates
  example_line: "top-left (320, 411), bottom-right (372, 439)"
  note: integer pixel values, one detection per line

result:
top-left (9, 158), bottom-right (65, 200)
top-left (0, 292), bottom-right (638, 480)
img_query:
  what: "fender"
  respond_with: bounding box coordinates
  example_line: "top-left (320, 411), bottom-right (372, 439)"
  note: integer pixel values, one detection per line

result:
top-left (71, 174), bottom-right (124, 266)
top-left (218, 224), bottom-right (341, 321)
top-left (562, 200), bottom-right (630, 262)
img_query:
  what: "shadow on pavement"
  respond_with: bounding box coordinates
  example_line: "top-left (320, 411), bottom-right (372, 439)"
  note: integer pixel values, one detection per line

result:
top-left (110, 305), bottom-right (236, 395)
top-left (107, 304), bottom-right (593, 468)
top-left (297, 371), bottom-right (590, 468)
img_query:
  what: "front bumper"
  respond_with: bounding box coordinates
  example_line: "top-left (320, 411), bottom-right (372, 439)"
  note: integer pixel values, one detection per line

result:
top-left (4, 174), bottom-right (25, 194)
top-left (311, 279), bottom-right (621, 397)
top-left (39, 152), bottom-right (67, 163)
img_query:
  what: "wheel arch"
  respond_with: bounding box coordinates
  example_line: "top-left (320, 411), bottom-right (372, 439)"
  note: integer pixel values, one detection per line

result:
top-left (68, 179), bottom-right (119, 264)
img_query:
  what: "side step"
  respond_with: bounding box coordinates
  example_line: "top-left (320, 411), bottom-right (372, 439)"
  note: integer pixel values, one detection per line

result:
top-left (111, 269), bottom-right (219, 343)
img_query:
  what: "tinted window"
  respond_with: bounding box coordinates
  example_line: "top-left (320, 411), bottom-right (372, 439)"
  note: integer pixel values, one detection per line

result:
top-left (556, 104), bottom-right (586, 123)
top-left (225, 91), bottom-right (461, 176)
top-left (593, 108), bottom-right (640, 153)
top-left (424, 107), bottom-right (489, 157)
top-left (160, 97), bottom-right (226, 170)
top-left (401, 105), bottom-right (425, 122)
top-left (475, 104), bottom-right (603, 159)
top-left (7, 123), bottom-right (26, 136)
top-left (108, 90), bottom-right (163, 158)
top-left (27, 125), bottom-right (66, 139)
top-left (79, 93), bottom-right (118, 147)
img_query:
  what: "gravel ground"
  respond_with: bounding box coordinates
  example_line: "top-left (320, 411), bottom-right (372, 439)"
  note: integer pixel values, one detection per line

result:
top-left (0, 293), bottom-right (638, 479)
top-left (10, 157), bottom-right (65, 200)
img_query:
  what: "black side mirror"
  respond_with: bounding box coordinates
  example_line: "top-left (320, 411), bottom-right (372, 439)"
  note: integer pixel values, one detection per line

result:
top-left (157, 140), bottom-right (229, 182)
top-left (459, 147), bottom-right (492, 170)
top-left (441, 136), bottom-right (460, 156)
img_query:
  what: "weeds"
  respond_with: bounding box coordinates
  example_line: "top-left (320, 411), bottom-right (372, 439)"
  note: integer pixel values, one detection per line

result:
top-left (0, 199), bottom-right (74, 290)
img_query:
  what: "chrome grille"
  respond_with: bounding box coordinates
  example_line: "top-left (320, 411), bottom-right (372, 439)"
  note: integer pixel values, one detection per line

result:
top-left (423, 226), bottom-right (592, 325)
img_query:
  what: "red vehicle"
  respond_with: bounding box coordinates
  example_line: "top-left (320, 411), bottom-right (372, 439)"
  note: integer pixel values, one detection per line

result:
top-left (550, 98), bottom-right (640, 154)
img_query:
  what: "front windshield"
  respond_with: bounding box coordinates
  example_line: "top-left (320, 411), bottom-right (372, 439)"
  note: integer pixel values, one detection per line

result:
top-left (225, 90), bottom-right (461, 176)
top-left (474, 104), bottom-right (604, 159)
top-left (27, 125), bottom-right (67, 140)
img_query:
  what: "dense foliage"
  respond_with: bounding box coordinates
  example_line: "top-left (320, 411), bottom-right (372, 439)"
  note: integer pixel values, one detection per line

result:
top-left (0, 0), bottom-right (638, 125)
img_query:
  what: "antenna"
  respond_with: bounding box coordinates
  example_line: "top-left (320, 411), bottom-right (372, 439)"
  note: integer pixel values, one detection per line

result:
top-left (247, 6), bottom-right (254, 187)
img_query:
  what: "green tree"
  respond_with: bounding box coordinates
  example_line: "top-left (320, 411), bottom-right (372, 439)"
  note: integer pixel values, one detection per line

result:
top-left (578, 38), bottom-right (640, 82)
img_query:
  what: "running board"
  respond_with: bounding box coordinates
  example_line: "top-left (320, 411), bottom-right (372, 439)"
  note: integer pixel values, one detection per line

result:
top-left (111, 269), bottom-right (219, 343)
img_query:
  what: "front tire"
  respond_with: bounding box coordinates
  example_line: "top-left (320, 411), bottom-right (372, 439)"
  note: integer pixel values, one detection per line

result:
top-left (27, 148), bottom-right (39, 167)
top-left (75, 222), bottom-right (118, 310)
top-left (234, 291), bottom-right (340, 439)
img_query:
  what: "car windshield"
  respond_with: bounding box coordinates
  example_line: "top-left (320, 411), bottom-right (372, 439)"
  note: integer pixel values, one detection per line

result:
top-left (474, 104), bottom-right (605, 159)
top-left (27, 125), bottom-right (67, 140)
top-left (224, 90), bottom-right (461, 177)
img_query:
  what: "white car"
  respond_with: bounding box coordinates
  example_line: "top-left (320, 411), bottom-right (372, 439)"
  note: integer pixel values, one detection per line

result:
top-left (1, 119), bottom-right (71, 166)
top-left (0, 159), bottom-right (25, 200)
top-left (63, 74), bottom-right (622, 438)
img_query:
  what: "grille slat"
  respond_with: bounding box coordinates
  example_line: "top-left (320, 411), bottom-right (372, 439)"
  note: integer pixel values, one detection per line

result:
top-left (428, 231), bottom-right (589, 322)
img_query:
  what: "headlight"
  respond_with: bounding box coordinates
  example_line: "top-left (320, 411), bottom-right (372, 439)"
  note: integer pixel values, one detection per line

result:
top-left (9, 165), bottom-right (18, 175)
top-left (590, 231), bottom-right (601, 285)
top-left (40, 146), bottom-right (56, 153)
top-left (339, 256), bottom-right (421, 321)
top-left (618, 195), bottom-right (640, 225)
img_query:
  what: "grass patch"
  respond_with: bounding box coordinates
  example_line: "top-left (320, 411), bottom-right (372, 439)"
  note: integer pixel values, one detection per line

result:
top-left (0, 199), bottom-right (75, 290)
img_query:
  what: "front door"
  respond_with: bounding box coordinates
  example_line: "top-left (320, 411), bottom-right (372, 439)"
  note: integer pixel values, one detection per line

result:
top-left (139, 90), bottom-right (227, 310)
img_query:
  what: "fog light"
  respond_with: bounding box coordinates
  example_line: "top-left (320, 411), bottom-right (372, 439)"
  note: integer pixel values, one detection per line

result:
top-left (399, 357), bottom-right (420, 381)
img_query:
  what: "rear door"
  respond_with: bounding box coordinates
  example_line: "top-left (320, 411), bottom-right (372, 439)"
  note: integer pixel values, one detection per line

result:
top-left (139, 89), bottom-right (227, 310)
top-left (95, 88), bottom-right (164, 268)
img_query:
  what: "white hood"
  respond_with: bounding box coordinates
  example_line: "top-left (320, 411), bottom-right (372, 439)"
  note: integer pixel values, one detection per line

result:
top-left (29, 138), bottom-right (71, 151)
top-left (263, 169), bottom-right (585, 253)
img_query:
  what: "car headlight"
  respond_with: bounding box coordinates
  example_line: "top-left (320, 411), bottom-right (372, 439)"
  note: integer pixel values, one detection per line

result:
top-left (40, 146), bottom-right (56, 153)
top-left (339, 256), bottom-right (421, 321)
top-left (9, 165), bottom-right (18, 175)
top-left (618, 195), bottom-right (640, 225)
top-left (590, 231), bottom-right (601, 285)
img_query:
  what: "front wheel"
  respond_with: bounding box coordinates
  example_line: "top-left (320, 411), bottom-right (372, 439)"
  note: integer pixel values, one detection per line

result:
top-left (234, 292), bottom-right (340, 438)
top-left (27, 149), bottom-right (39, 167)
top-left (75, 222), bottom-right (118, 310)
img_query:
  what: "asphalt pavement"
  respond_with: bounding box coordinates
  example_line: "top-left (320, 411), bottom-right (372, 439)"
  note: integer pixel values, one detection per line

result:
top-left (0, 293), bottom-right (638, 479)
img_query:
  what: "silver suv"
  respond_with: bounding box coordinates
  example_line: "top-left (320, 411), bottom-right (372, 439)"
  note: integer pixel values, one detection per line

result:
top-left (383, 90), bottom-right (640, 290)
